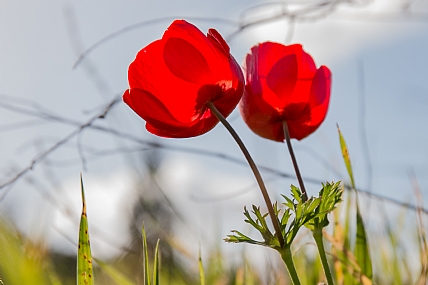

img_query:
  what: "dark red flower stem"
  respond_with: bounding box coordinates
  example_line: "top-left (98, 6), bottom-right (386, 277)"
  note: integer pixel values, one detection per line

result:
top-left (207, 102), bottom-right (285, 248)
top-left (282, 121), bottom-right (308, 202)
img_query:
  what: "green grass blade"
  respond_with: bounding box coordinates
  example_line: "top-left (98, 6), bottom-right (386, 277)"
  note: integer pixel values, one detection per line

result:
top-left (77, 175), bottom-right (94, 285)
top-left (344, 192), bottom-right (352, 250)
top-left (338, 125), bottom-right (355, 189)
top-left (355, 204), bottom-right (373, 279)
top-left (153, 239), bottom-right (160, 285)
top-left (337, 127), bottom-right (372, 280)
top-left (95, 258), bottom-right (136, 285)
top-left (142, 223), bottom-right (151, 285)
top-left (343, 193), bottom-right (355, 284)
top-left (198, 245), bottom-right (205, 285)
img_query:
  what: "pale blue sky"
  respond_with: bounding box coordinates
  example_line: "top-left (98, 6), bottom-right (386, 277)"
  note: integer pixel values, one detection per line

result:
top-left (1, 0), bottom-right (428, 261)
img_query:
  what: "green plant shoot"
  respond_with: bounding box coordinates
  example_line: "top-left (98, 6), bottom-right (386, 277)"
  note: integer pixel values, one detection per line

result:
top-left (77, 175), bottom-right (94, 285)
top-left (142, 223), bottom-right (160, 285)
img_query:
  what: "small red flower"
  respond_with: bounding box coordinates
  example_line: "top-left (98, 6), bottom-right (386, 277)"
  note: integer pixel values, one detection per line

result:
top-left (240, 42), bottom-right (331, 141)
top-left (123, 20), bottom-right (244, 138)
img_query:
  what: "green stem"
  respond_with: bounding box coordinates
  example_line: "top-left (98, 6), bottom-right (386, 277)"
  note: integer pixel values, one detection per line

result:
top-left (207, 102), bottom-right (284, 248)
top-left (279, 246), bottom-right (301, 285)
top-left (313, 229), bottom-right (335, 285)
top-left (282, 121), bottom-right (308, 202)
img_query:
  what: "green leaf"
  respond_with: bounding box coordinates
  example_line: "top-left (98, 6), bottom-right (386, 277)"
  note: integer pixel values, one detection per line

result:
top-left (251, 205), bottom-right (269, 233)
top-left (243, 209), bottom-right (263, 233)
top-left (77, 175), bottom-right (94, 285)
top-left (142, 223), bottom-right (151, 285)
top-left (343, 192), bottom-right (354, 284)
top-left (153, 239), bottom-right (160, 285)
top-left (337, 127), bottom-right (372, 279)
top-left (338, 125), bottom-right (355, 189)
top-left (227, 183), bottom-right (342, 252)
top-left (290, 185), bottom-right (302, 203)
top-left (280, 208), bottom-right (291, 231)
top-left (344, 192), bottom-right (352, 250)
top-left (295, 201), bottom-right (303, 221)
top-left (355, 204), bottom-right (373, 279)
top-left (224, 230), bottom-right (266, 246)
top-left (281, 195), bottom-right (295, 210)
top-left (306, 198), bottom-right (321, 214)
top-left (95, 258), bottom-right (135, 285)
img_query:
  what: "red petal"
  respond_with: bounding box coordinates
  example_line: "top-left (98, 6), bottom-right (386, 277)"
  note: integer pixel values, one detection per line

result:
top-left (310, 65), bottom-right (331, 107)
top-left (242, 42), bottom-right (330, 141)
top-left (207, 28), bottom-right (230, 56)
top-left (245, 42), bottom-right (317, 111)
top-left (287, 121), bottom-right (318, 140)
top-left (266, 53), bottom-right (298, 103)
top-left (297, 45), bottom-right (317, 77)
top-left (146, 116), bottom-right (219, 138)
top-left (123, 88), bottom-right (185, 130)
top-left (124, 20), bottom-right (244, 139)
top-left (164, 20), bottom-right (232, 85)
top-left (128, 37), bottom-right (201, 124)
top-left (307, 65), bottom-right (332, 126)
top-left (213, 85), bottom-right (243, 118)
top-left (287, 66), bottom-right (332, 140)
top-left (124, 88), bottom-right (221, 138)
top-left (163, 37), bottom-right (211, 84)
top-left (239, 87), bottom-right (284, 142)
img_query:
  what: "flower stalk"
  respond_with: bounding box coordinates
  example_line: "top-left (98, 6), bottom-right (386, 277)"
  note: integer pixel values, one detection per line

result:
top-left (283, 121), bottom-right (308, 202)
top-left (313, 228), bottom-right (335, 285)
top-left (207, 102), bottom-right (285, 248)
top-left (279, 246), bottom-right (301, 285)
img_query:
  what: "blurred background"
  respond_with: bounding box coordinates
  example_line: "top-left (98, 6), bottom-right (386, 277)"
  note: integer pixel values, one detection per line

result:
top-left (1, 0), bottom-right (428, 284)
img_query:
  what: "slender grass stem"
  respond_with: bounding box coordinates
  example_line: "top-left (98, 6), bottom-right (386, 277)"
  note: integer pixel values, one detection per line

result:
top-left (282, 121), bottom-right (308, 202)
top-left (313, 229), bottom-right (335, 285)
top-left (279, 246), bottom-right (301, 285)
top-left (207, 102), bottom-right (284, 248)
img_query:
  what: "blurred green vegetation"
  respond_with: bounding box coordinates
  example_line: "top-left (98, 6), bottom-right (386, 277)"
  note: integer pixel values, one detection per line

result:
top-left (0, 151), bottom-right (426, 284)
top-left (1, 186), bottom-right (426, 284)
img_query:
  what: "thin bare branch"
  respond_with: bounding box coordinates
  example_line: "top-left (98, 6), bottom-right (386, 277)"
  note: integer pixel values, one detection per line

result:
top-left (0, 96), bottom-right (121, 198)
top-left (1, 95), bottom-right (427, 214)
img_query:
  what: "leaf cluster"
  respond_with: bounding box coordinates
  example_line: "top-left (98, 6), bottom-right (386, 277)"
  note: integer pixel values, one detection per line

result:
top-left (225, 181), bottom-right (342, 249)
top-left (224, 204), bottom-right (284, 249)
top-left (304, 181), bottom-right (343, 231)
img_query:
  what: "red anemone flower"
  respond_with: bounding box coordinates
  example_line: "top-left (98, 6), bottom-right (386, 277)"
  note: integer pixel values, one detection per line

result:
top-left (123, 20), bottom-right (244, 138)
top-left (240, 42), bottom-right (331, 141)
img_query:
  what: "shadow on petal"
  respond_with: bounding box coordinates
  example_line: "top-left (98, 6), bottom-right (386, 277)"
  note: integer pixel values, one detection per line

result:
top-left (124, 88), bottom-right (185, 131)
top-left (163, 37), bottom-right (211, 84)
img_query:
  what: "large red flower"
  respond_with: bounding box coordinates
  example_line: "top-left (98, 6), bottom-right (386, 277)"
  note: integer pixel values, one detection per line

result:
top-left (123, 20), bottom-right (244, 138)
top-left (240, 42), bottom-right (331, 141)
